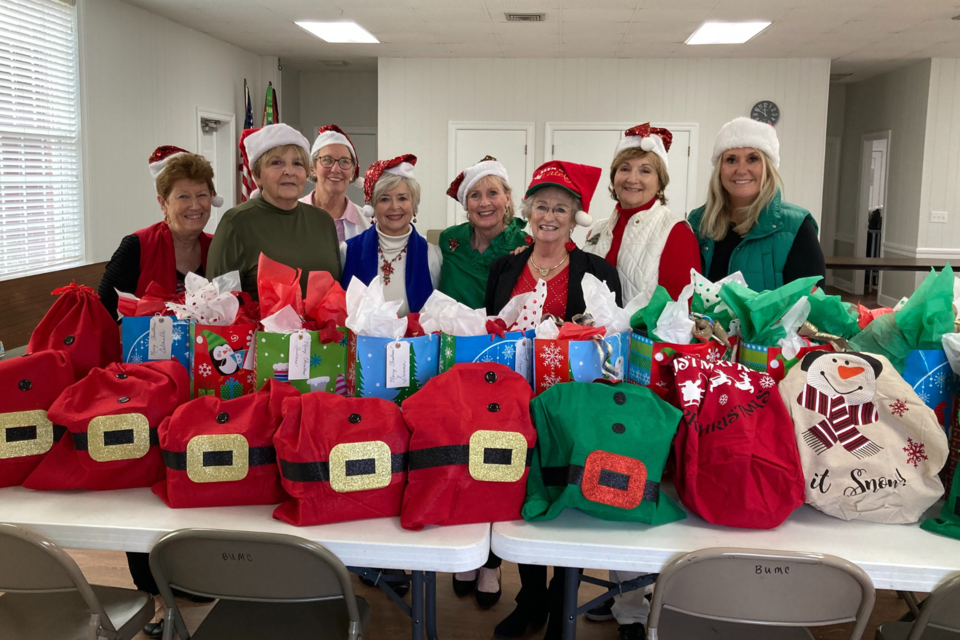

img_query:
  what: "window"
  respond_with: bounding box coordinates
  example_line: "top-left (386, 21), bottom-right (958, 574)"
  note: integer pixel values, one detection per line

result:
top-left (0, 0), bottom-right (82, 280)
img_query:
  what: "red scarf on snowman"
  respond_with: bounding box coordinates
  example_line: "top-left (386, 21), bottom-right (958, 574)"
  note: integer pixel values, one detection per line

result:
top-left (798, 384), bottom-right (880, 459)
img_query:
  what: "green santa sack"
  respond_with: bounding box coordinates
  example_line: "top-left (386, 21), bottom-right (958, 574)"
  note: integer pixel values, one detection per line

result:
top-left (921, 448), bottom-right (960, 539)
top-left (523, 381), bottom-right (686, 525)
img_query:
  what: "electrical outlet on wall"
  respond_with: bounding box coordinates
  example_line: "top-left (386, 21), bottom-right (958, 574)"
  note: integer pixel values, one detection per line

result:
top-left (931, 211), bottom-right (948, 223)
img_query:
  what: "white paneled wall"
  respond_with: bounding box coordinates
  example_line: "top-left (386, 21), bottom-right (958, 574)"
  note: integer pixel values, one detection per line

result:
top-left (378, 58), bottom-right (831, 233)
top-left (919, 59), bottom-right (960, 252)
top-left (298, 71), bottom-right (378, 143)
top-left (79, 0), bottom-right (264, 263)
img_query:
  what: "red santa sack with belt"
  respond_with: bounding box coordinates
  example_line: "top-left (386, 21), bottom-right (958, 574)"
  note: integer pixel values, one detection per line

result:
top-left (401, 363), bottom-right (536, 530)
top-left (23, 361), bottom-right (189, 491)
top-left (780, 350), bottom-right (949, 524)
top-left (0, 351), bottom-right (76, 487)
top-left (153, 379), bottom-right (300, 508)
top-left (273, 392), bottom-right (409, 526)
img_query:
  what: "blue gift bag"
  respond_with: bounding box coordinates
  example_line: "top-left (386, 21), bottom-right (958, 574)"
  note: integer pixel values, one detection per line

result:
top-left (438, 330), bottom-right (535, 386)
top-left (348, 332), bottom-right (440, 405)
top-left (903, 349), bottom-right (959, 432)
top-left (121, 316), bottom-right (193, 373)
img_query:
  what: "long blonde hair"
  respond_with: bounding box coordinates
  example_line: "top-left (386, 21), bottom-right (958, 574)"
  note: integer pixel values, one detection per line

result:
top-left (699, 150), bottom-right (783, 241)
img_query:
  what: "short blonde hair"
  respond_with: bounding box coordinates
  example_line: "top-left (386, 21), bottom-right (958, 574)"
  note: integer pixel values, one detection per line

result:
top-left (519, 186), bottom-right (582, 221)
top-left (251, 144), bottom-right (310, 180)
top-left (466, 174), bottom-right (515, 225)
top-left (156, 153), bottom-right (215, 200)
top-left (608, 148), bottom-right (670, 205)
top-left (371, 173), bottom-right (421, 215)
top-left (698, 149), bottom-right (783, 242)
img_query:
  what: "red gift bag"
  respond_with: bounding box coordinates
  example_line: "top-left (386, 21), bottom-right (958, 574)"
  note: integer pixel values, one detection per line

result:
top-left (671, 354), bottom-right (804, 529)
top-left (153, 379), bottom-right (299, 508)
top-left (193, 323), bottom-right (258, 398)
top-left (28, 282), bottom-right (121, 379)
top-left (23, 361), bottom-right (190, 491)
top-left (273, 392), bottom-right (409, 526)
top-left (400, 363), bottom-right (536, 530)
top-left (0, 351), bottom-right (75, 487)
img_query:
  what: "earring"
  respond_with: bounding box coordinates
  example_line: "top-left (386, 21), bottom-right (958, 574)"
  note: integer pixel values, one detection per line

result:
top-left (657, 189), bottom-right (665, 201)
top-left (413, 215), bottom-right (418, 224)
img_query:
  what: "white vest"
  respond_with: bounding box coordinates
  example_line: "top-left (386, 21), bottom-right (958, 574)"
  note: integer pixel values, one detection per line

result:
top-left (583, 200), bottom-right (686, 305)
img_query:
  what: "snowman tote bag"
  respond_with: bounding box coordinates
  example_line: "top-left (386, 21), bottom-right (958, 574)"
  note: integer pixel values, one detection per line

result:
top-left (780, 351), bottom-right (949, 524)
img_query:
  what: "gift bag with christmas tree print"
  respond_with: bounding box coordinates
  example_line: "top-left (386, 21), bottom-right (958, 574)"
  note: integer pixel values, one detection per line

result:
top-left (254, 328), bottom-right (350, 395)
top-left (347, 332), bottom-right (439, 405)
top-left (532, 331), bottom-right (629, 395)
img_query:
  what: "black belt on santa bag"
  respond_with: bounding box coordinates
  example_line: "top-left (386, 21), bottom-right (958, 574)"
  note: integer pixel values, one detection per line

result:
top-left (163, 446), bottom-right (277, 471)
top-left (541, 464), bottom-right (661, 502)
top-left (280, 453), bottom-right (408, 483)
top-left (408, 444), bottom-right (535, 470)
top-left (71, 428), bottom-right (160, 450)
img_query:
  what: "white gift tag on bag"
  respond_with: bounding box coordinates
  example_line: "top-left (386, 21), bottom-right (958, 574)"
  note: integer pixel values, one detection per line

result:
top-left (288, 330), bottom-right (312, 381)
top-left (514, 337), bottom-right (531, 380)
top-left (386, 340), bottom-right (411, 388)
top-left (148, 316), bottom-right (173, 360)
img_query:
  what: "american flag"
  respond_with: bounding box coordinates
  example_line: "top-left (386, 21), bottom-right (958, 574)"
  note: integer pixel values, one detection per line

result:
top-left (239, 127), bottom-right (259, 203)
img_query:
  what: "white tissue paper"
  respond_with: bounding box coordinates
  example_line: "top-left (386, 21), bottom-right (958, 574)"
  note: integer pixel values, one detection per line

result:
top-left (419, 290), bottom-right (488, 336)
top-left (260, 305), bottom-right (304, 334)
top-left (655, 283), bottom-right (696, 344)
top-left (344, 276), bottom-right (407, 339)
top-left (580, 273), bottom-right (631, 337)
top-left (498, 279), bottom-right (548, 332)
top-left (775, 297), bottom-right (812, 360)
top-left (954, 276), bottom-right (960, 320)
top-left (165, 271), bottom-right (241, 326)
top-left (943, 333), bottom-right (960, 375)
top-left (535, 318), bottom-right (560, 339)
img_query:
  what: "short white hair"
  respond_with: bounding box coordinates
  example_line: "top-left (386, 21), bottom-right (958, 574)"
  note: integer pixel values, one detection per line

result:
top-left (519, 186), bottom-right (581, 220)
top-left (371, 173), bottom-right (421, 215)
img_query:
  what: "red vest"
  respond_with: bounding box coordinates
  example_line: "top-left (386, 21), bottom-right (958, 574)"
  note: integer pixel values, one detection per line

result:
top-left (133, 222), bottom-right (212, 296)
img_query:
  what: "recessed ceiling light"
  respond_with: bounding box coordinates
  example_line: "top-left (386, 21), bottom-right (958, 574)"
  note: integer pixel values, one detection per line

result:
top-left (295, 21), bottom-right (379, 44)
top-left (685, 21), bottom-right (771, 45)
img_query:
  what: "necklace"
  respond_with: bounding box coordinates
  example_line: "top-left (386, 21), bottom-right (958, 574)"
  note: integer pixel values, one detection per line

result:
top-left (379, 245), bottom-right (407, 285)
top-left (530, 253), bottom-right (568, 277)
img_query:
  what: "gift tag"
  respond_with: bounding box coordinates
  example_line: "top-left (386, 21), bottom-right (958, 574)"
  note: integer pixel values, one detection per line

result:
top-left (289, 330), bottom-right (312, 381)
top-left (514, 337), bottom-right (531, 380)
top-left (148, 316), bottom-right (173, 360)
top-left (386, 340), bottom-right (411, 388)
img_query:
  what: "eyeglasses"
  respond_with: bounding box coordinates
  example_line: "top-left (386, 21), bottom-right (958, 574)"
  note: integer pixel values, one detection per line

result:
top-left (533, 204), bottom-right (572, 216)
top-left (318, 155), bottom-right (355, 170)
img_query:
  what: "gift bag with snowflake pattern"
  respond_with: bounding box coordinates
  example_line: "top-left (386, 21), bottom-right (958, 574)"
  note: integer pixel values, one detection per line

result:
top-left (254, 329), bottom-right (349, 395)
top-left (532, 332), bottom-right (630, 396)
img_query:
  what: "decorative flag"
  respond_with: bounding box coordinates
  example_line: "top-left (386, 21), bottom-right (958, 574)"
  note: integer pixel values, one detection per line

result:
top-left (262, 81), bottom-right (279, 126)
top-left (243, 79), bottom-right (254, 130)
top-left (240, 80), bottom-right (255, 202)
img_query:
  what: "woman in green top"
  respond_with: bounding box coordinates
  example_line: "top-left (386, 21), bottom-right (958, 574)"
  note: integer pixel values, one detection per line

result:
top-left (439, 157), bottom-right (529, 308)
top-left (207, 124), bottom-right (342, 299)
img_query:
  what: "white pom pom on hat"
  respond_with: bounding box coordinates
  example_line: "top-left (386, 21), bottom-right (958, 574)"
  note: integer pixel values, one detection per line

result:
top-left (362, 204), bottom-right (375, 217)
top-left (575, 210), bottom-right (593, 227)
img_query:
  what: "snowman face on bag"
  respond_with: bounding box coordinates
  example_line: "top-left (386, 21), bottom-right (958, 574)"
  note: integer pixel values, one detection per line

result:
top-left (802, 352), bottom-right (882, 406)
top-left (211, 344), bottom-right (239, 376)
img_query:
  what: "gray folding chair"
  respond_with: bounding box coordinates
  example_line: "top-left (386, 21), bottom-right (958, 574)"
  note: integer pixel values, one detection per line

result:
top-left (149, 528), bottom-right (369, 640)
top-left (646, 547), bottom-right (876, 640)
top-left (0, 522), bottom-right (154, 640)
top-left (876, 573), bottom-right (960, 640)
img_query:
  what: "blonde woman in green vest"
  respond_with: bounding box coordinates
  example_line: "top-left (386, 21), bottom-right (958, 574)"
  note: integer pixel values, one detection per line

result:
top-left (687, 117), bottom-right (825, 292)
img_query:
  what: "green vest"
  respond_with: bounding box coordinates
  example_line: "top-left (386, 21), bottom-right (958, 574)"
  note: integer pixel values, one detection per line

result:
top-left (687, 192), bottom-right (816, 292)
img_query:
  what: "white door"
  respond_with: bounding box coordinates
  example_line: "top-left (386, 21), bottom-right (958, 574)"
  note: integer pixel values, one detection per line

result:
top-left (547, 123), bottom-right (697, 247)
top-left (447, 123), bottom-right (535, 226)
top-left (197, 111), bottom-right (236, 234)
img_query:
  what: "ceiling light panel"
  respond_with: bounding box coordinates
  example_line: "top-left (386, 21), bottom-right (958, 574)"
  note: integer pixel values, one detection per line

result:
top-left (295, 21), bottom-right (380, 44)
top-left (685, 21), bottom-right (771, 45)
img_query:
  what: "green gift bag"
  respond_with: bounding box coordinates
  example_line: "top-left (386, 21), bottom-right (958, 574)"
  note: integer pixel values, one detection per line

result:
top-left (254, 328), bottom-right (349, 394)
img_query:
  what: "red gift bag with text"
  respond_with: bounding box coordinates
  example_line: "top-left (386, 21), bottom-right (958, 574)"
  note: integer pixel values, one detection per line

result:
top-left (23, 361), bottom-right (189, 491)
top-left (28, 282), bottom-right (121, 379)
top-left (0, 351), bottom-right (75, 487)
top-left (671, 354), bottom-right (804, 529)
top-left (273, 392), bottom-right (409, 526)
top-left (153, 379), bottom-right (300, 508)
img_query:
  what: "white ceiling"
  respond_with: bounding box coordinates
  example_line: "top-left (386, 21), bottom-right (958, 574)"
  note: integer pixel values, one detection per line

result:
top-left (122, 0), bottom-right (960, 82)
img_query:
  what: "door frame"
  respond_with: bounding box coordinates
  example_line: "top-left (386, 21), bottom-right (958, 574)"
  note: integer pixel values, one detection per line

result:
top-left (543, 121), bottom-right (700, 216)
top-left (820, 136), bottom-right (842, 287)
top-left (855, 130), bottom-right (892, 296)
top-left (447, 121), bottom-right (536, 226)
top-left (196, 107), bottom-right (236, 229)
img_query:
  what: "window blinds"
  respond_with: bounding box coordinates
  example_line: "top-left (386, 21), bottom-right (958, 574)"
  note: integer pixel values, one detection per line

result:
top-left (0, 0), bottom-right (82, 280)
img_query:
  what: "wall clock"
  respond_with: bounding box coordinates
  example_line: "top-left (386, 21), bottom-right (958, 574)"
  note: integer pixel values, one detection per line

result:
top-left (750, 100), bottom-right (780, 125)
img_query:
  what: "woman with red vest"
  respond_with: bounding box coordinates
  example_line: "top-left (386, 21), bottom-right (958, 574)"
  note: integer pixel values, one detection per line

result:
top-left (98, 146), bottom-right (220, 320)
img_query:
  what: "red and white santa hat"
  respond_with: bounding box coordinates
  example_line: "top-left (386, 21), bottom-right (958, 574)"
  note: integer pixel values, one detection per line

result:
top-left (614, 123), bottom-right (673, 169)
top-left (149, 145), bottom-right (223, 207)
top-left (446, 156), bottom-right (510, 210)
top-left (311, 124), bottom-right (362, 185)
top-left (712, 116), bottom-right (780, 168)
top-left (243, 123), bottom-right (311, 170)
top-left (524, 161), bottom-right (602, 227)
top-left (362, 154), bottom-right (417, 217)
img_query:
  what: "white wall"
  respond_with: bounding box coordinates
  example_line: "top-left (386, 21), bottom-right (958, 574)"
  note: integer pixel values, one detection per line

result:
top-left (298, 71), bottom-right (378, 143)
top-left (918, 59), bottom-right (960, 254)
top-left (78, 0), bottom-right (267, 263)
top-left (281, 68), bottom-right (301, 131)
top-left (378, 58), bottom-right (831, 233)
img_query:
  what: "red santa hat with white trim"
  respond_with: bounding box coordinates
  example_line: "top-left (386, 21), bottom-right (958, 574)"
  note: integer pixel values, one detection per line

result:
top-left (148, 145), bottom-right (224, 207)
top-left (362, 154), bottom-right (417, 217)
top-left (446, 156), bottom-right (510, 210)
top-left (614, 123), bottom-right (673, 169)
top-left (524, 160), bottom-right (601, 227)
top-left (311, 124), bottom-right (363, 186)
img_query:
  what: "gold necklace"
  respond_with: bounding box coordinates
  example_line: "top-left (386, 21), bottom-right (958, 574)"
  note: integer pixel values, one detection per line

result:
top-left (530, 253), bottom-right (568, 277)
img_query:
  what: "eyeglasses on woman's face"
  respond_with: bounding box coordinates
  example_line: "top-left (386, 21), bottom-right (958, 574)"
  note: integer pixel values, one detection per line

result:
top-left (318, 155), bottom-right (355, 170)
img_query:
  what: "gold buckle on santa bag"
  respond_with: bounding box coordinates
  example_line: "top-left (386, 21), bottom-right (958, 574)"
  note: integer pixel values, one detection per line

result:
top-left (468, 430), bottom-right (527, 483)
top-left (328, 440), bottom-right (392, 493)
top-left (186, 434), bottom-right (250, 483)
top-left (87, 414), bottom-right (151, 462)
top-left (0, 410), bottom-right (54, 459)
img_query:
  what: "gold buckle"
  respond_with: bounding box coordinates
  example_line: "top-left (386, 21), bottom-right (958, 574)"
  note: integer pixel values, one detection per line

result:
top-left (0, 410), bottom-right (54, 460)
top-left (87, 414), bottom-right (151, 462)
top-left (468, 430), bottom-right (527, 483)
top-left (328, 440), bottom-right (392, 493)
top-left (186, 434), bottom-right (249, 483)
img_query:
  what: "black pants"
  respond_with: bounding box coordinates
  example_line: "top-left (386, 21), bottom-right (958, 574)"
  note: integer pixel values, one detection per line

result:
top-left (126, 552), bottom-right (159, 595)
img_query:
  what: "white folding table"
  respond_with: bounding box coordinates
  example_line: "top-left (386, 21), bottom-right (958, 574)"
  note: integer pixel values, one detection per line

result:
top-left (493, 501), bottom-right (960, 639)
top-left (0, 486), bottom-right (491, 640)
